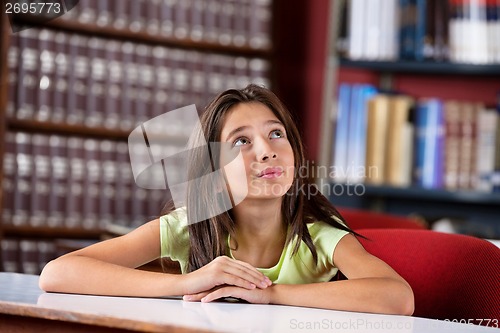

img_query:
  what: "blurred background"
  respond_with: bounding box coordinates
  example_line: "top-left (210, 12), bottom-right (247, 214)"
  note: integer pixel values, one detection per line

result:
top-left (0, 0), bottom-right (499, 274)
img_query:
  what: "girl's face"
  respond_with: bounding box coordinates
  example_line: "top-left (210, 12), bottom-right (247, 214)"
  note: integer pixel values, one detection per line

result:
top-left (220, 102), bottom-right (295, 202)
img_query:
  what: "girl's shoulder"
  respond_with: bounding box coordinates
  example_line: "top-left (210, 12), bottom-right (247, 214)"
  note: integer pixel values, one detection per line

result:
top-left (306, 218), bottom-right (350, 243)
top-left (159, 206), bottom-right (188, 228)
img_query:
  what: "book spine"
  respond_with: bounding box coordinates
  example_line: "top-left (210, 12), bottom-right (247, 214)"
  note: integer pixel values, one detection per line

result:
top-left (30, 134), bottom-right (51, 228)
top-left (414, 100), bottom-right (430, 187)
top-left (65, 137), bottom-right (85, 229)
top-left (2, 132), bottom-right (16, 224)
top-left (160, 0), bottom-right (175, 38)
top-left (134, 44), bottom-right (153, 125)
top-left (413, 0), bottom-right (428, 61)
top-left (17, 29), bottom-right (39, 120)
top-left (475, 109), bottom-right (498, 191)
top-left (113, 0), bottom-right (129, 30)
top-left (443, 101), bottom-right (461, 190)
top-left (423, 0), bottom-right (436, 60)
top-left (1, 239), bottom-right (20, 272)
top-left (146, 0), bottom-right (161, 35)
top-left (99, 140), bottom-right (116, 229)
top-left (120, 42), bottom-right (136, 130)
top-left (248, 58), bottom-right (271, 88)
top-left (77, 0), bottom-right (96, 24)
top-left (115, 142), bottom-right (133, 227)
top-left (52, 31), bottom-right (69, 124)
top-left (218, 0), bottom-right (233, 46)
top-left (85, 37), bottom-right (106, 128)
top-left (47, 135), bottom-right (67, 228)
top-left (232, 0), bottom-right (248, 47)
top-left (6, 33), bottom-right (19, 118)
top-left (151, 46), bottom-right (169, 119)
top-left (385, 96), bottom-right (413, 186)
top-left (96, 0), bottom-right (111, 27)
top-left (332, 83), bottom-right (351, 183)
top-left (434, 0), bottom-right (450, 61)
top-left (19, 239), bottom-right (39, 274)
top-left (12, 132), bottom-right (32, 227)
top-left (364, 0), bottom-right (381, 60)
top-left (82, 139), bottom-right (101, 230)
top-left (457, 102), bottom-right (475, 189)
top-left (365, 94), bottom-right (390, 185)
top-left (67, 34), bottom-right (88, 125)
top-left (174, 0), bottom-right (188, 39)
top-left (36, 29), bottom-right (56, 122)
top-left (104, 40), bottom-right (122, 130)
top-left (37, 241), bottom-right (56, 274)
top-left (448, 0), bottom-right (464, 62)
top-left (486, 0), bottom-right (499, 63)
top-left (348, 0), bottom-right (367, 59)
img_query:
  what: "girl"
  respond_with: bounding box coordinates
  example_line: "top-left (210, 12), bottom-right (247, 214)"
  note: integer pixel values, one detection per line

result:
top-left (39, 84), bottom-right (414, 315)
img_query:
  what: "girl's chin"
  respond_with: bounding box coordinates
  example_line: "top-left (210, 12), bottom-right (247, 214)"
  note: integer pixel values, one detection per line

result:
top-left (246, 185), bottom-right (293, 199)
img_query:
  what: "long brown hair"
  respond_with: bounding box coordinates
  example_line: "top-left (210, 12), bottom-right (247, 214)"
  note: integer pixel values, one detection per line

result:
top-left (162, 84), bottom-right (357, 272)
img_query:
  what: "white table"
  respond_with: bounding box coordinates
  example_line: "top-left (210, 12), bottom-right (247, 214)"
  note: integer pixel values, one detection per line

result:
top-left (0, 273), bottom-right (496, 332)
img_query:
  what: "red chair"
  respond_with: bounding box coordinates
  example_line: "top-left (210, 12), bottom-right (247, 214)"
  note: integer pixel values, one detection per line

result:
top-left (338, 207), bottom-right (426, 230)
top-left (357, 229), bottom-right (500, 324)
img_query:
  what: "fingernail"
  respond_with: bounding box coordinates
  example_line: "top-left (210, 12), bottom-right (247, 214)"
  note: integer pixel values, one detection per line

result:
top-left (183, 295), bottom-right (191, 301)
top-left (201, 297), bottom-right (207, 302)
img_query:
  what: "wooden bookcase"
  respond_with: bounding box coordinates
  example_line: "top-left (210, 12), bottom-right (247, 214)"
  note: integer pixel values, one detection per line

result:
top-left (0, 1), bottom-right (277, 273)
top-left (318, 0), bottom-right (500, 238)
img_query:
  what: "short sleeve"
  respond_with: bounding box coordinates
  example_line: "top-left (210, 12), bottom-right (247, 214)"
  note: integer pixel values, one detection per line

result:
top-left (308, 218), bottom-right (350, 269)
top-left (159, 207), bottom-right (190, 265)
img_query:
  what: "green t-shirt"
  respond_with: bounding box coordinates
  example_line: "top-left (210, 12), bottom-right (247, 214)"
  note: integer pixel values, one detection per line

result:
top-left (160, 207), bottom-right (349, 284)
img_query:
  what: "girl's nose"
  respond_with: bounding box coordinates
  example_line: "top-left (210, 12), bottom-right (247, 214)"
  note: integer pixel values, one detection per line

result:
top-left (256, 139), bottom-right (277, 162)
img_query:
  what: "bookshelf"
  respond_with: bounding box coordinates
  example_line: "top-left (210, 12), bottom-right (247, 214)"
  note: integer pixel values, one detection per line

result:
top-left (0, 0), bottom-right (276, 273)
top-left (318, 0), bottom-right (500, 238)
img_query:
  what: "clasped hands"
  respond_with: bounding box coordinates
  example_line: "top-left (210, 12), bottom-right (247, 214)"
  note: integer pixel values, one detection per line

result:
top-left (181, 256), bottom-right (273, 304)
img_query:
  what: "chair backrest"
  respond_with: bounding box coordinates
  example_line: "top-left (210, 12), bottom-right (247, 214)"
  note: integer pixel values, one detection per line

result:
top-left (339, 207), bottom-right (426, 230)
top-left (357, 229), bottom-right (500, 323)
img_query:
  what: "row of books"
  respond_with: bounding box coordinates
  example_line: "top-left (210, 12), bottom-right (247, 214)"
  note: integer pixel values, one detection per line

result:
top-left (339, 0), bottom-right (500, 64)
top-left (2, 131), bottom-right (170, 232)
top-left (7, 27), bottom-right (270, 130)
top-left (58, 0), bottom-right (273, 50)
top-left (331, 83), bottom-right (500, 192)
top-left (1, 238), bottom-right (57, 274)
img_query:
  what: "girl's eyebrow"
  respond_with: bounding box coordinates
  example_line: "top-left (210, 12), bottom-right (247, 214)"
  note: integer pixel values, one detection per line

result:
top-left (224, 120), bottom-right (284, 141)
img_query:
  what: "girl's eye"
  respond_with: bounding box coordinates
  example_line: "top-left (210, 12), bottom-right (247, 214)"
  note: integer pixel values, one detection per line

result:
top-left (270, 129), bottom-right (285, 139)
top-left (233, 137), bottom-right (250, 147)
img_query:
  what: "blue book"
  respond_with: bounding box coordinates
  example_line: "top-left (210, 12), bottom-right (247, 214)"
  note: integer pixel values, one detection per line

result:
top-left (414, 99), bottom-right (444, 188)
top-left (414, 0), bottom-right (427, 61)
top-left (332, 84), bottom-right (351, 183)
top-left (399, 0), bottom-right (411, 59)
top-left (347, 84), bottom-right (377, 183)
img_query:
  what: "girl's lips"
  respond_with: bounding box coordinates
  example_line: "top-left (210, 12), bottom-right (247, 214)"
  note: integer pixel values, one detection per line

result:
top-left (257, 167), bottom-right (283, 178)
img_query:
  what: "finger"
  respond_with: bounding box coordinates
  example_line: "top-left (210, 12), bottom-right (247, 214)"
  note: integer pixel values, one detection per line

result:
top-left (218, 256), bottom-right (268, 283)
top-left (201, 287), bottom-right (239, 303)
top-left (222, 263), bottom-right (270, 289)
top-left (219, 272), bottom-right (259, 290)
top-left (183, 291), bottom-right (209, 302)
top-left (230, 258), bottom-right (272, 284)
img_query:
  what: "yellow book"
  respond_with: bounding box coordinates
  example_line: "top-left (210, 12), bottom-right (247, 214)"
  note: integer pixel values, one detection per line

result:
top-left (385, 96), bottom-right (413, 186)
top-left (365, 95), bottom-right (390, 184)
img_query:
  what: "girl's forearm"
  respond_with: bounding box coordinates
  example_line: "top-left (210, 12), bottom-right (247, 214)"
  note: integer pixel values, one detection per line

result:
top-left (269, 278), bottom-right (414, 315)
top-left (39, 256), bottom-right (186, 297)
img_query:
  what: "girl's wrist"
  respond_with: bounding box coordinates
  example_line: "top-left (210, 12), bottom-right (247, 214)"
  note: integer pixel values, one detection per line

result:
top-left (162, 272), bottom-right (189, 296)
top-left (267, 284), bottom-right (280, 305)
